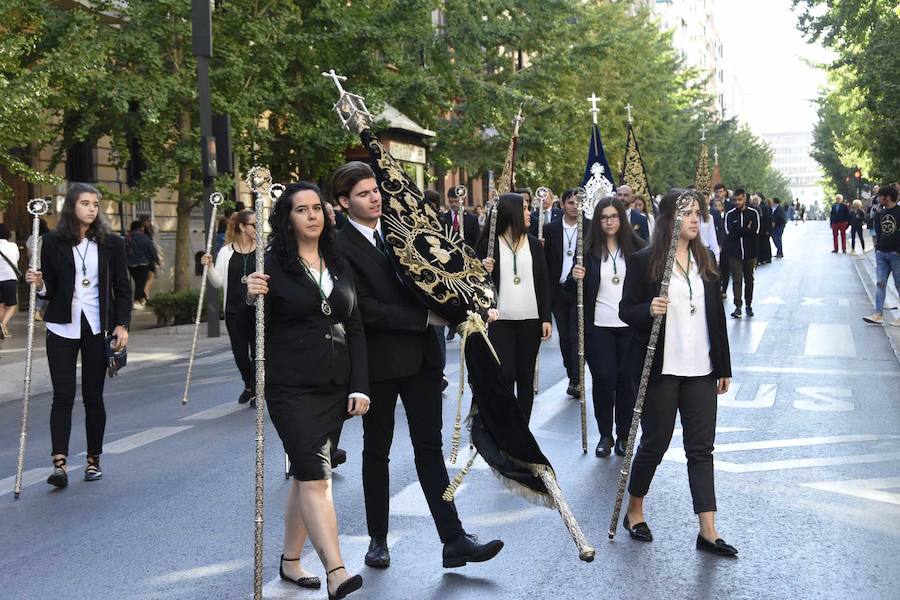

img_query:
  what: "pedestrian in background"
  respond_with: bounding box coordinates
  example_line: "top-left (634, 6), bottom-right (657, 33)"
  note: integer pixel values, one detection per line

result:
top-left (863, 186), bottom-right (900, 327)
top-left (723, 189), bottom-right (759, 318)
top-left (25, 183), bottom-right (131, 488)
top-left (568, 196), bottom-right (643, 458)
top-left (137, 214), bottom-right (163, 301)
top-left (755, 194), bottom-right (773, 265)
top-left (830, 194), bottom-right (850, 253)
top-left (125, 220), bottom-right (158, 309)
top-left (0, 223), bottom-right (21, 339)
top-left (246, 181), bottom-right (366, 599)
top-left (771, 198), bottom-right (787, 258)
top-left (849, 199), bottom-right (867, 253)
top-left (201, 209), bottom-right (258, 405)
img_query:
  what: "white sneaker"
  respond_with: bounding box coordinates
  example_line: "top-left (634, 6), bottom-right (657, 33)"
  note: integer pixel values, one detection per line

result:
top-left (862, 313), bottom-right (884, 324)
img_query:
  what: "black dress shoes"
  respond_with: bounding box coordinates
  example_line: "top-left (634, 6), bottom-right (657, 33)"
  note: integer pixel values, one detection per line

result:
top-left (614, 438), bottom-right (627, 457)
top-left (566, 382), bottom-right (581, 398)
top-left (746, 307), bottom-right (754, 318)
top-left (238, 388), bottom-right (254, 404)
top-left (595, 437), bottom-right (613, 458)
top-left (696, 534), bottom-right (738, 557)
top-left (623, 515), bottom-right (653, 542)
top-left (442, 533), bottom-right (504, 568)
top-left (364, 537), bottom-right (390, 568)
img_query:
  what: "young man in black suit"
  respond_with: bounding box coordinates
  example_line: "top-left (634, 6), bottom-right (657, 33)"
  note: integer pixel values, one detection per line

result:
top-left (334, 161), bottom-right (503, 570)
top-left (617, 185), bottom-right (650, 241)
top-left (542, 188), bottom-right (588, 397)
top-left (440, 186), bottom-right (480, 249)
top-left (723, 189), bottom-right (760, 318)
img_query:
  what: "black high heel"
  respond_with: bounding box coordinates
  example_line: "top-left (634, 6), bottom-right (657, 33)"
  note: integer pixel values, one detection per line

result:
top-left (47, 456), bottom-right (68, 488)
top-left (279, 554), bottom-right (321, 589)
top-left (327, 565), bottom-right (362, 600)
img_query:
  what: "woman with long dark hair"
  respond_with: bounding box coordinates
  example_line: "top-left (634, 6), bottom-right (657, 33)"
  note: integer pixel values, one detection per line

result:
top-left (201, 209), bottom-right (258, 405)
top-left (25, 183), bottom-right (131, 487)
top-left (476, 192), bottom-right (551, 422)
top-left (245, 182), bottom-right (366, 599)
top-left (618, 189), bottom-right (737, 556)
top-left (569, 197), bottom-right (643, 458)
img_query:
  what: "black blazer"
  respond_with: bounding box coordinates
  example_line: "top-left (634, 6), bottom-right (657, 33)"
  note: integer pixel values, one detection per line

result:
top-left (476, 234), bottom-right (552, 324)
top-left (618, 247), bottom-right (731, 382)
top-left (440, 209), bottom-right (480, 249)
top-left (39, 231), bottom-right (132, 331)
top-left (629, 210), bottom-right (650, 241)
top-left (263, 253), bottom-right (368, 393)
top-left (336, 223), bottom-right (442, 382)
top-left (711, 207), bottom-right (725, 245)
top-left (529, 207), bottom-right (562, 237)
top-left (542, 218), bottom-right (590, 303)
top-left (564, 237), bottom-right (645, 327)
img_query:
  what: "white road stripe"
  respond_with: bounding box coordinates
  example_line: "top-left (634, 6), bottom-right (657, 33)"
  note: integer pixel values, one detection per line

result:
top-left (103, 426), bottom-right (193, 454)
top-left (801, 477), bottom-right (900, 506)
top-left (179, 402), bottom-right (247, 421)
top-left (733, 365), bottom-right (900, 378)
top-left (726, 321), bottom-right (768, 354)
top-left (711, 451), bottom-right (900, 473)
top-left (148, 559), bottom-right (248, 585)
top-left (804, 324), bottom-right (856, 357)
top-left (0, 464), bottom-right (83, 497)
top-left (710, 434), bottom-right (899, 453)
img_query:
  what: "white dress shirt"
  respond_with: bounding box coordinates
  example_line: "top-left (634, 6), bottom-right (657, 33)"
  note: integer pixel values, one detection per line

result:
top-left (662, 250), bottom-right (712, 376)
top-left (0, 239), bottom-right (20, 282)
top-left (46, 238), bottom-right (101, 339)
top-left (559, 220), bottom-right (578, 284)
top-left (497, 237), bottom-right (539, 321)
top-left (593, 252), bottom-right (627, 328)
top-left (348, 218), bottom-right (383, 248)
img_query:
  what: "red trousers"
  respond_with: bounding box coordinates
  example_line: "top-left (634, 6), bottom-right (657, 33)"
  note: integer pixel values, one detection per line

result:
top-left (831, 222), bottom-right (848, 252)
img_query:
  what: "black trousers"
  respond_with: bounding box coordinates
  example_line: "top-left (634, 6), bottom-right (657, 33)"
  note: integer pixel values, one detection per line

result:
top-left (585, 326), bottom-right (635, 439)
top-left (488, 319), bottom-right (542, 422)
top-left (728, 257), bottom-right (756, 308)
top-left (225, 308), bottom-right (255, 391)
top-left (551, 289), bottom-right (576, 382)
top-left (628, 374), bottom-right (717, 514)
top-left (363, 366), bottom-right (464, 544)
top-left (719, 247), bottom-right (730, 293)
top-left (128, 265), bottom-right (150, 302)
top-left (850, 223), bottom-right (865, 251)
top-left (47, 313), bottom-right (107, 456)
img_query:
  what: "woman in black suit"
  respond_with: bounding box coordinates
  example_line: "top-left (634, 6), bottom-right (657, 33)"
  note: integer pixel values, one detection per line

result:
top-left (569, 197), bottom-right (643, 458)
top-left (618, 189), bottom-right (737, 557)
top-left (25, 183), bottom-right (131, 488)
top-left (246, 182), bottom-right (365, 599)
top-left (476, 192), bottom-right (552, 423)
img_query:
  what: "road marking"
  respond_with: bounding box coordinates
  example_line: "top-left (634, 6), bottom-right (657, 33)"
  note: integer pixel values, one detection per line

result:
top-left (709, 451), bottom-right (900, 473)
top-left (801, 297), bottom-right (825, 306)
top-left (391, 480), bottom-right (468, 516)
top-left (725, 321), bottom-right (768, 354)
top-left (801, 477), bottom-right (900, 507)
top-left (804, 324), bottom-right (856, 357)
top-left (793, 386), bottom-right (854, 412)
top-left (733, 365), bottom-right (900, 378)
top-left (148, 559), bottom-right (248, 585)
top-left (715, 382), bottom-right (741, 405)
top-left (103, 426), bottom-right (193, 454)
top-left (467, 506), bottom-right (547, 527)
top-left (179, 402), bottom-right (247, 421)
top-left (531, 376), bottom-right (585, 430)
top-left (711, 434), bottom-right (897, 453)
top-left (757, 296), bottom-right (786, 305)
top-left (719, 383), bottom-right (779, 409)
top-left (838, 298), bottom-right (850, 307)
top-left (0, 464), bottom-right (82, 497)
top-left (673, 427), bottom-right (751, 436)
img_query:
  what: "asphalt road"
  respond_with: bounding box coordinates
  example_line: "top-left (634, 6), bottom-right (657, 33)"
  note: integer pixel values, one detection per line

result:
top-left (1, 221), bottom-right (898, 600)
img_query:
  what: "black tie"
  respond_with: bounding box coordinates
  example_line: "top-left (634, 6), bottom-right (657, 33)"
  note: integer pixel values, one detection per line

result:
top-left (373, 230), bottom-right (386, 255)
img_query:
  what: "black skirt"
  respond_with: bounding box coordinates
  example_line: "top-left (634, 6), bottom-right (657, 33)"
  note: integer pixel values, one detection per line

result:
top-left (266, 382), bottom-right (347, 481)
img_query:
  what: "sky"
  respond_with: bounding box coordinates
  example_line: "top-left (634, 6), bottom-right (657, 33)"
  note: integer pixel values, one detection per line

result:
top-left (715, 0), bottom-right (833, 135)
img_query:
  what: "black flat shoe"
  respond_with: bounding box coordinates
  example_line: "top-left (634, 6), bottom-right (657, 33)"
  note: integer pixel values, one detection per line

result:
top-left (731, 308), bottom-right (742, 319)
top-left (566, 383), bottom-right (580, 398)
top-left (746, 307), bottom-right (754, 318)
top-left (623, 515), bottom-right (653, 542)
top-left (595, 437), bottom-right (612, 458)
top-left (442, 533), bottom-right (504, 568)
top-left (279, 554), bottom-right (321, 589)
top-left (84, 455), bottom-right (102, 482)
top-left (327, 566), bottom-right (362, 600)
top-left (614, 438), bottom-right (627, 457)
top-left (47, 457), bottom-right (68, 488)
top-left (238, 388), bottom-right (254, 404)
top-left (696, 534), bottom-right (738, 556)
top-left (364, 537), bottom-right (390, 568)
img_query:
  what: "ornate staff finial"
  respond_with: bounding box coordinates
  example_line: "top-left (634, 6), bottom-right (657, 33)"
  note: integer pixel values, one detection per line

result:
top-left (513, 105), bottom-right (525, 136)
top-left (713, 144), bottom-right (719, 165)
top-left (700, 125), bottom-right (707, 143)
top-left (322, 69), bottom-right (373, 134)
top-left (27, 197), bottom-right (50, 217)
top-left (587, 93), bottom-right (601, 125)
top-left (624, 103), bottom-right (634, 125)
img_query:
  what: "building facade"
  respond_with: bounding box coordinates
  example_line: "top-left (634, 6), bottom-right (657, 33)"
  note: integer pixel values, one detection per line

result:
top-left (761, 131), bottom-right (823, 206)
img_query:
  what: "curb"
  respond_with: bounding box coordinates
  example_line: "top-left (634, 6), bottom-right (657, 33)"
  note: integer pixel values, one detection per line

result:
top-left (851, 250), bottom-right (900, 366)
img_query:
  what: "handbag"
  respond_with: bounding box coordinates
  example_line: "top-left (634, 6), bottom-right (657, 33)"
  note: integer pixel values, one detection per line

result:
top-left (104, 265), bottom-right (127, 377)
top-left (0, 246), bottom-right (22, 280)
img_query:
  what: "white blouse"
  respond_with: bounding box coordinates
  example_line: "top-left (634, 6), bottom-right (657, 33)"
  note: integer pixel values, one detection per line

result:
top-left (699, 216), bottom-right (720, 261)
top-left (304, 266), bottom-right (334, 298)
top-left (46, 238), bottom-right (101, 339)
top-left (497, 237), bottom-right (539, 321)
top-left (594, 252), bottom-right (627, 328)
top-left (662, 250), bottom-right (712, 376)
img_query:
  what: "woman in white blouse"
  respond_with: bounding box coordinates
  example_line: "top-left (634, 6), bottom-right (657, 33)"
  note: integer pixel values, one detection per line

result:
top-left (618, 189), bottom-right (737, 557)
top-left (478, 192), bottom-right (552, 423)
top-left (569, 197), bottom-right (644, 458)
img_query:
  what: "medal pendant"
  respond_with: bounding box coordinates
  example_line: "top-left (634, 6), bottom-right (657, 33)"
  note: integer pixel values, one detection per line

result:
top-left (567, 250), bottom-right (573, 257)
top-left (513, 275), bottom-right (521, 285)
top-left (321, 300), bottom-right (332, 316)
top-left (240, 275), bottom-right (248, 284)
top-left (612, 276), bottom-right (620, 285)
top-left (81, 278), bottom-right (90, 288)
top-left (690, 304), bottom-right (697, 315)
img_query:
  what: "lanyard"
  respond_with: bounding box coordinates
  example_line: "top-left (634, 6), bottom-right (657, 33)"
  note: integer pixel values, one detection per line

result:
top-left (299, 255), bottom-right (332, 316)
top-left (74, 240), bottom-right (92, 288)
top-left (675, 251), bottom-right (697, 315)
top-left (502, 236), bottom-right (523, 285)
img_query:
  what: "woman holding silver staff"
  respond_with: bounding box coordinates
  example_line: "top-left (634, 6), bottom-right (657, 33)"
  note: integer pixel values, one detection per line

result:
top-left (201, 209), bottom-right (257, 405)
top-left (245, 181), bottom-right (367, 599)
top-left (24, 183), bottom-right (131, 487)
top-left (617, 189), bottom-right (737, 556)
top-left (476, 192), bottom-right (552, 423)
top-left (569, 196), bottom-right (644, 458)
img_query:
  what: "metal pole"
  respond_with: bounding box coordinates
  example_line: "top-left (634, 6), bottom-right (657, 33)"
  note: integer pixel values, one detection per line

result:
top-left (576, 191), bottom-right (587, 454)
top-left (14, 198), bottom-right (50, 498)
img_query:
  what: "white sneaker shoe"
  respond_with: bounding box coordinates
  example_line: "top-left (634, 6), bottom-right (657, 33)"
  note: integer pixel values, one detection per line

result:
top-left (862, 313), bottom-right (884, 324)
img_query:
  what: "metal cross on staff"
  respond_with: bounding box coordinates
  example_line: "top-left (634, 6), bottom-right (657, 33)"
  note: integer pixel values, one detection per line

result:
top-left (714, 144), bottom-right (719, 165)
top-left (587, 93), bottom-right (601, 125)
top-left (625, 102), bottom-right (634, 124)
top-left (512, 105), bottom-right (525, 136)
top-left (700, 125), bottom-right (707, 143)
top-left (322, 69), bottom-right (372, 133)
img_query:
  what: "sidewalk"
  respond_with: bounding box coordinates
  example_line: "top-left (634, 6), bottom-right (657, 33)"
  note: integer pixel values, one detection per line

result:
top-left (0, 307), bottom-right (233, 402)
top-left (851, 248), bottom-right (900, 363)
